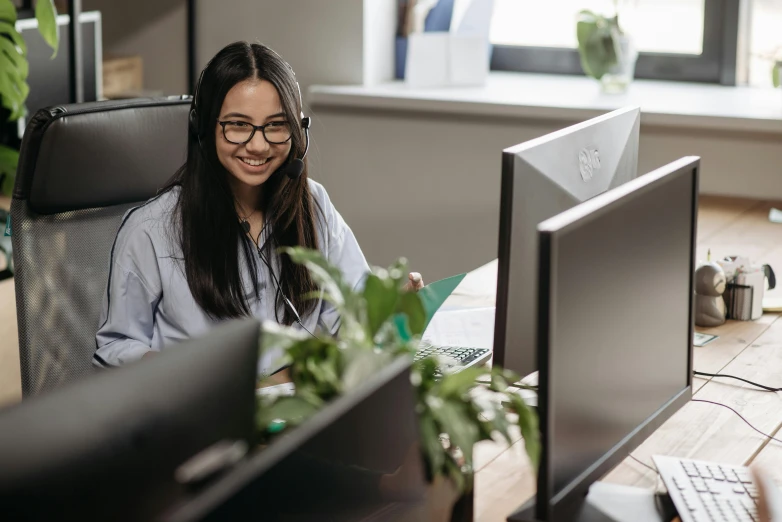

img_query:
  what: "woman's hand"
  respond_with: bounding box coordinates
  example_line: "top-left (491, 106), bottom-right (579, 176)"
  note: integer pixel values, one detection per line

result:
top-left (404, 272), bottom-right (424, 292)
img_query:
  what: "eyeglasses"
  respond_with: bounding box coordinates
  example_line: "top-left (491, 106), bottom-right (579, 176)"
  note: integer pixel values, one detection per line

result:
top-left (218, 120), bottom-right (292, 145)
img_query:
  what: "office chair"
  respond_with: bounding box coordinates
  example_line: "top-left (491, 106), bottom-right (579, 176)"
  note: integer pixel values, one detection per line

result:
top-left (10, 97), bottom-right (191, 398)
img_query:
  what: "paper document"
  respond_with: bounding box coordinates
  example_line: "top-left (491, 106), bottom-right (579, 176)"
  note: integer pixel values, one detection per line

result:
top-left (693, 332), bottom-right (718, 347)
top-left (422, 306), bottom-right (495, 349)
top-left (451, 0), bottom-right (494, 36)
top-left (256, 382), bottom-right (295, 398)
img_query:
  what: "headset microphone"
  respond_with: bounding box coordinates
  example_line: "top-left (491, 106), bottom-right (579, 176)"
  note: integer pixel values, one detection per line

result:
top-left (278, 116), bottom-right (311, 180)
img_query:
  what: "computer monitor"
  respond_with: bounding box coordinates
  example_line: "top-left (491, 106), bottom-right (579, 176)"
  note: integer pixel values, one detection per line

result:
top-left (0, 318), bottom-right (260, 522)
top-left (160, 356), bottom-right (429, 522)
top-left (16, 11), bottom-right (102, 137)
top-left (493, 106), bottom-right (641, 377)
top-left (508, 156), bottom-right (699, 522)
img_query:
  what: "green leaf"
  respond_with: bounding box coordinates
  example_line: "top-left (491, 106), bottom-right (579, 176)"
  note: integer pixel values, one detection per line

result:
top-left (488, 406), bottom-right (513, 445)
top-left (397, 292), bottom-right (426, 336)
top-left (0, 21), bottom-right (27, 56)
top-left (0, 0), bottom-right (16, 23)
top-left (342, 349), bottom-right (392, 392)
top-left (510, 394), bottom-right (540, 472)
top-left (576, 10), bottom-right (618, 80)
top-left (35, 0), bottom-right (59, 58)
top-left (0, 144), bottom-right (17, 197)
top-left (0, 62), bottom-right (23, 120)
top-left (444, 456), bottom-right (466, 493)
top-left (773, 63), bottom-right (781, 89)
top-left (363, 273), bottom-right (399, 337)
top-left (413, 356), bottom-right (439, 393)
top-left (256, 396), bottom-right (319, 432)
top-left (438, 366), bottom-right (483, 399)
top-left (418, 412), bottom-right (445, 478)
top-left (429, 401), bottom-right (479, 468)
top-left (282, 246), bottom-right (373, 343)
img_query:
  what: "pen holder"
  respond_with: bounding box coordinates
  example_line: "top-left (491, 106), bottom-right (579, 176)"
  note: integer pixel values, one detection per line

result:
top-left (716, 256), bottom-right (776, 321)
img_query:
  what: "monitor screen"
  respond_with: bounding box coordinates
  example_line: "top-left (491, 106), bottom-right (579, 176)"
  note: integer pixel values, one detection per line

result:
top-left (16, 12), bottom-right (101, 135)
top-left (494, 106), bottom-right (640, 378)
top-left (161, 356), bottom-right (428, 522)
top-left (528, 157), bottom-right (698, 521)
top-left (0, 318), bottom-right (260, 522)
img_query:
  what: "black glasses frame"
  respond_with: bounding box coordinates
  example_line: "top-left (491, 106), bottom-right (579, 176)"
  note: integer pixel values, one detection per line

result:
top-left (217, 120), bottom-right (293, 145)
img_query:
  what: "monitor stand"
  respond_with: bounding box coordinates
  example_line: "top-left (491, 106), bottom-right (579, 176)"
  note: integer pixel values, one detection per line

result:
top-left (507, 482), bottom-right (678, 522)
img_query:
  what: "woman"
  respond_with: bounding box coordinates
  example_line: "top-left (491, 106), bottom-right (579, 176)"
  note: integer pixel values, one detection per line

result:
top-left (93, 41), bottom-right (422, 371)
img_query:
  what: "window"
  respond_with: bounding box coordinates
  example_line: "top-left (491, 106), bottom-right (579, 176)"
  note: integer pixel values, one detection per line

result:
top-left (747, 0), bottom-right (782, 87)
top-left (489, 0), bottom-right (739, 85)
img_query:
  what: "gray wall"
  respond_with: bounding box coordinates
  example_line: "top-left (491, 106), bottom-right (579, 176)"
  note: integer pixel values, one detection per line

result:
top-left (88, 0), bottom-right (780, 282)
top-left (307, 106), bottom-right (782, 282)
top-left (83, 0), bottom-right (187, 95)
top-left (196, 0), bottom-right (365, 94)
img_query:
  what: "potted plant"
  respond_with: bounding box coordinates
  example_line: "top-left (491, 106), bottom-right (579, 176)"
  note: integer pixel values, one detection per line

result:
top-left (750, 46), bottom-right (782, 88)
top-left (256, 248), bottom-right (540, 521)
top-left (576, 0), bottom-right (637, 94)
top-left (0, 0), bottom-right (59, 197)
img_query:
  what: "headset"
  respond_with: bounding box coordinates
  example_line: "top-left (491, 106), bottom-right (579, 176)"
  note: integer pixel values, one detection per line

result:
top-left (187, 46), bottom-right (319, 339)
top-left (188, 49), bottom-right (311, 180)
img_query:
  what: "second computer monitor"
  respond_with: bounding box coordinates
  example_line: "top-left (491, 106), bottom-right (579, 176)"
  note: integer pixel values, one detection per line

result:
top-left (494, 106), bottom-right (641, 377)
top-left (508, 156), bottom-right (698, 522)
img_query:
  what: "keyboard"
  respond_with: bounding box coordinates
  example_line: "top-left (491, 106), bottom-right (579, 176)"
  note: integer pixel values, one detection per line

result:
top-left (414, 344), bottom-right (491, 373)
top-left (654, 455), bottom-right (761, 522)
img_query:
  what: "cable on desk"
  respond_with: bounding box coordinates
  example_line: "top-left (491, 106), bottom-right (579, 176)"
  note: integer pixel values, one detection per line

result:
top-left (692, 399), bottom-right (782, 445)
top-left (628, 454), bottom-right (665, 518)
top-left (693, 371), bottom-right (782, 392)
top-left (629, 454), bottom-right (659, 476)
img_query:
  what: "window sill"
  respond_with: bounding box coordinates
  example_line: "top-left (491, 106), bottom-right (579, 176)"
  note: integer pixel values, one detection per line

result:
top-left (308, 72), bottom-right (782, 135)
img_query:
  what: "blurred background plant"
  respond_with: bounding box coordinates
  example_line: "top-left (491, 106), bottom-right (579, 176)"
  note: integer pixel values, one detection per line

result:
top-left (576, 0), bottom-right (638, 93)
top-left (0, 0), bottom-right (59, 197)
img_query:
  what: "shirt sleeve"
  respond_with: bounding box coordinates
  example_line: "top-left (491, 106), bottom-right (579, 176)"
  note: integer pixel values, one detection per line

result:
top-left (310, 182), bottom-right (371, 336)
top-left (93, 212), bottom-right (163, 367)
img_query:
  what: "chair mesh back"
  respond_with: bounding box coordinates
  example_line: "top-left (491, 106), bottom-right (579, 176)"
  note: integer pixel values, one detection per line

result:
top-left (12, 202), bottom-right (136, 396)
top-left (11, 98), bottom-right (191, 397)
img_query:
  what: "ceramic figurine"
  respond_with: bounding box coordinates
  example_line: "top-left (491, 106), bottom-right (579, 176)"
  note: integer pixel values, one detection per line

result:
top-left (695, 262), bottom-right (727, 327)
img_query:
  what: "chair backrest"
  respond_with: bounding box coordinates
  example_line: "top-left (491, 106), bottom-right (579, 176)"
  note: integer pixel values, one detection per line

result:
top-left (11, 97), bottom-right (191, 398)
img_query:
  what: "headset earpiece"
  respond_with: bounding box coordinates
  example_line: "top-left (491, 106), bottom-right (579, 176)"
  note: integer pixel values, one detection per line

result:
top-left (188, 108), bottom-right (198, 137)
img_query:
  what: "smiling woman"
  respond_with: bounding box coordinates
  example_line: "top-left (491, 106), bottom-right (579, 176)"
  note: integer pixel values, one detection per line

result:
top-left (92, 42), bottom-right (422, 372)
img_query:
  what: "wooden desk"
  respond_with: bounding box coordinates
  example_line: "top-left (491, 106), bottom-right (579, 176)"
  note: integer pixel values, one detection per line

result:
top-left (463, 197), bottom-right (782, 521)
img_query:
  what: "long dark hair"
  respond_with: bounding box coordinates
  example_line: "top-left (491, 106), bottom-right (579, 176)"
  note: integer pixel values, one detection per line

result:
top-left (164, 41), bottom-right (319, 325)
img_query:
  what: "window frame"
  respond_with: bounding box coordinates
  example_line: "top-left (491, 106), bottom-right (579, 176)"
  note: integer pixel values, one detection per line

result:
top-left (490, 0), bottom-right (740, 85)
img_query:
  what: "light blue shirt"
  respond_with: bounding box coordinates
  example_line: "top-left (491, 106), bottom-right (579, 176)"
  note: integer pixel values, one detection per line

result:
top-left (93, 180), bottom-right (370, 374)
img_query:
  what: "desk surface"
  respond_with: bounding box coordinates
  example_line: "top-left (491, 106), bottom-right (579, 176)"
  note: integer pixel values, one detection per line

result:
top-left (0, 196), bottom-right (781, 521)
top-left (464, 197), bottom-right (782, 521)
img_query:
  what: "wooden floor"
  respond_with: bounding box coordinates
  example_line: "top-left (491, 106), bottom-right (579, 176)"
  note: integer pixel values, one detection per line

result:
top-left (0, 195), bottom-right (781, 521)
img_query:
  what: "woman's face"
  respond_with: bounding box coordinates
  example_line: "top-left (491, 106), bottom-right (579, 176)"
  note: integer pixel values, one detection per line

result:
top-left (215, 79), bottom-right (293, 191)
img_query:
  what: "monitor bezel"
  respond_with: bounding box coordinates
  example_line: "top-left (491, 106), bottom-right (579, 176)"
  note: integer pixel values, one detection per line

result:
top-left (493, 105), bottom-right (641, 376)
top-left (534, 157), bottom-right (699, 521)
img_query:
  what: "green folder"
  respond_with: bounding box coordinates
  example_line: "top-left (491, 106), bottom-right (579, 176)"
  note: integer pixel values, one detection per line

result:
top-left (394, 273), bottom-right (466, 341)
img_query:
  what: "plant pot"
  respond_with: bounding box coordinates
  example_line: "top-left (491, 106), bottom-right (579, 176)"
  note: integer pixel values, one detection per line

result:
top-left (600, 33), bottom-right (638, 94)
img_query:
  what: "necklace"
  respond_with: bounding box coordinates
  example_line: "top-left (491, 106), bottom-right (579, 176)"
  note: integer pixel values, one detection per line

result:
top-left (237, 207), bottom-right (258, 234)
